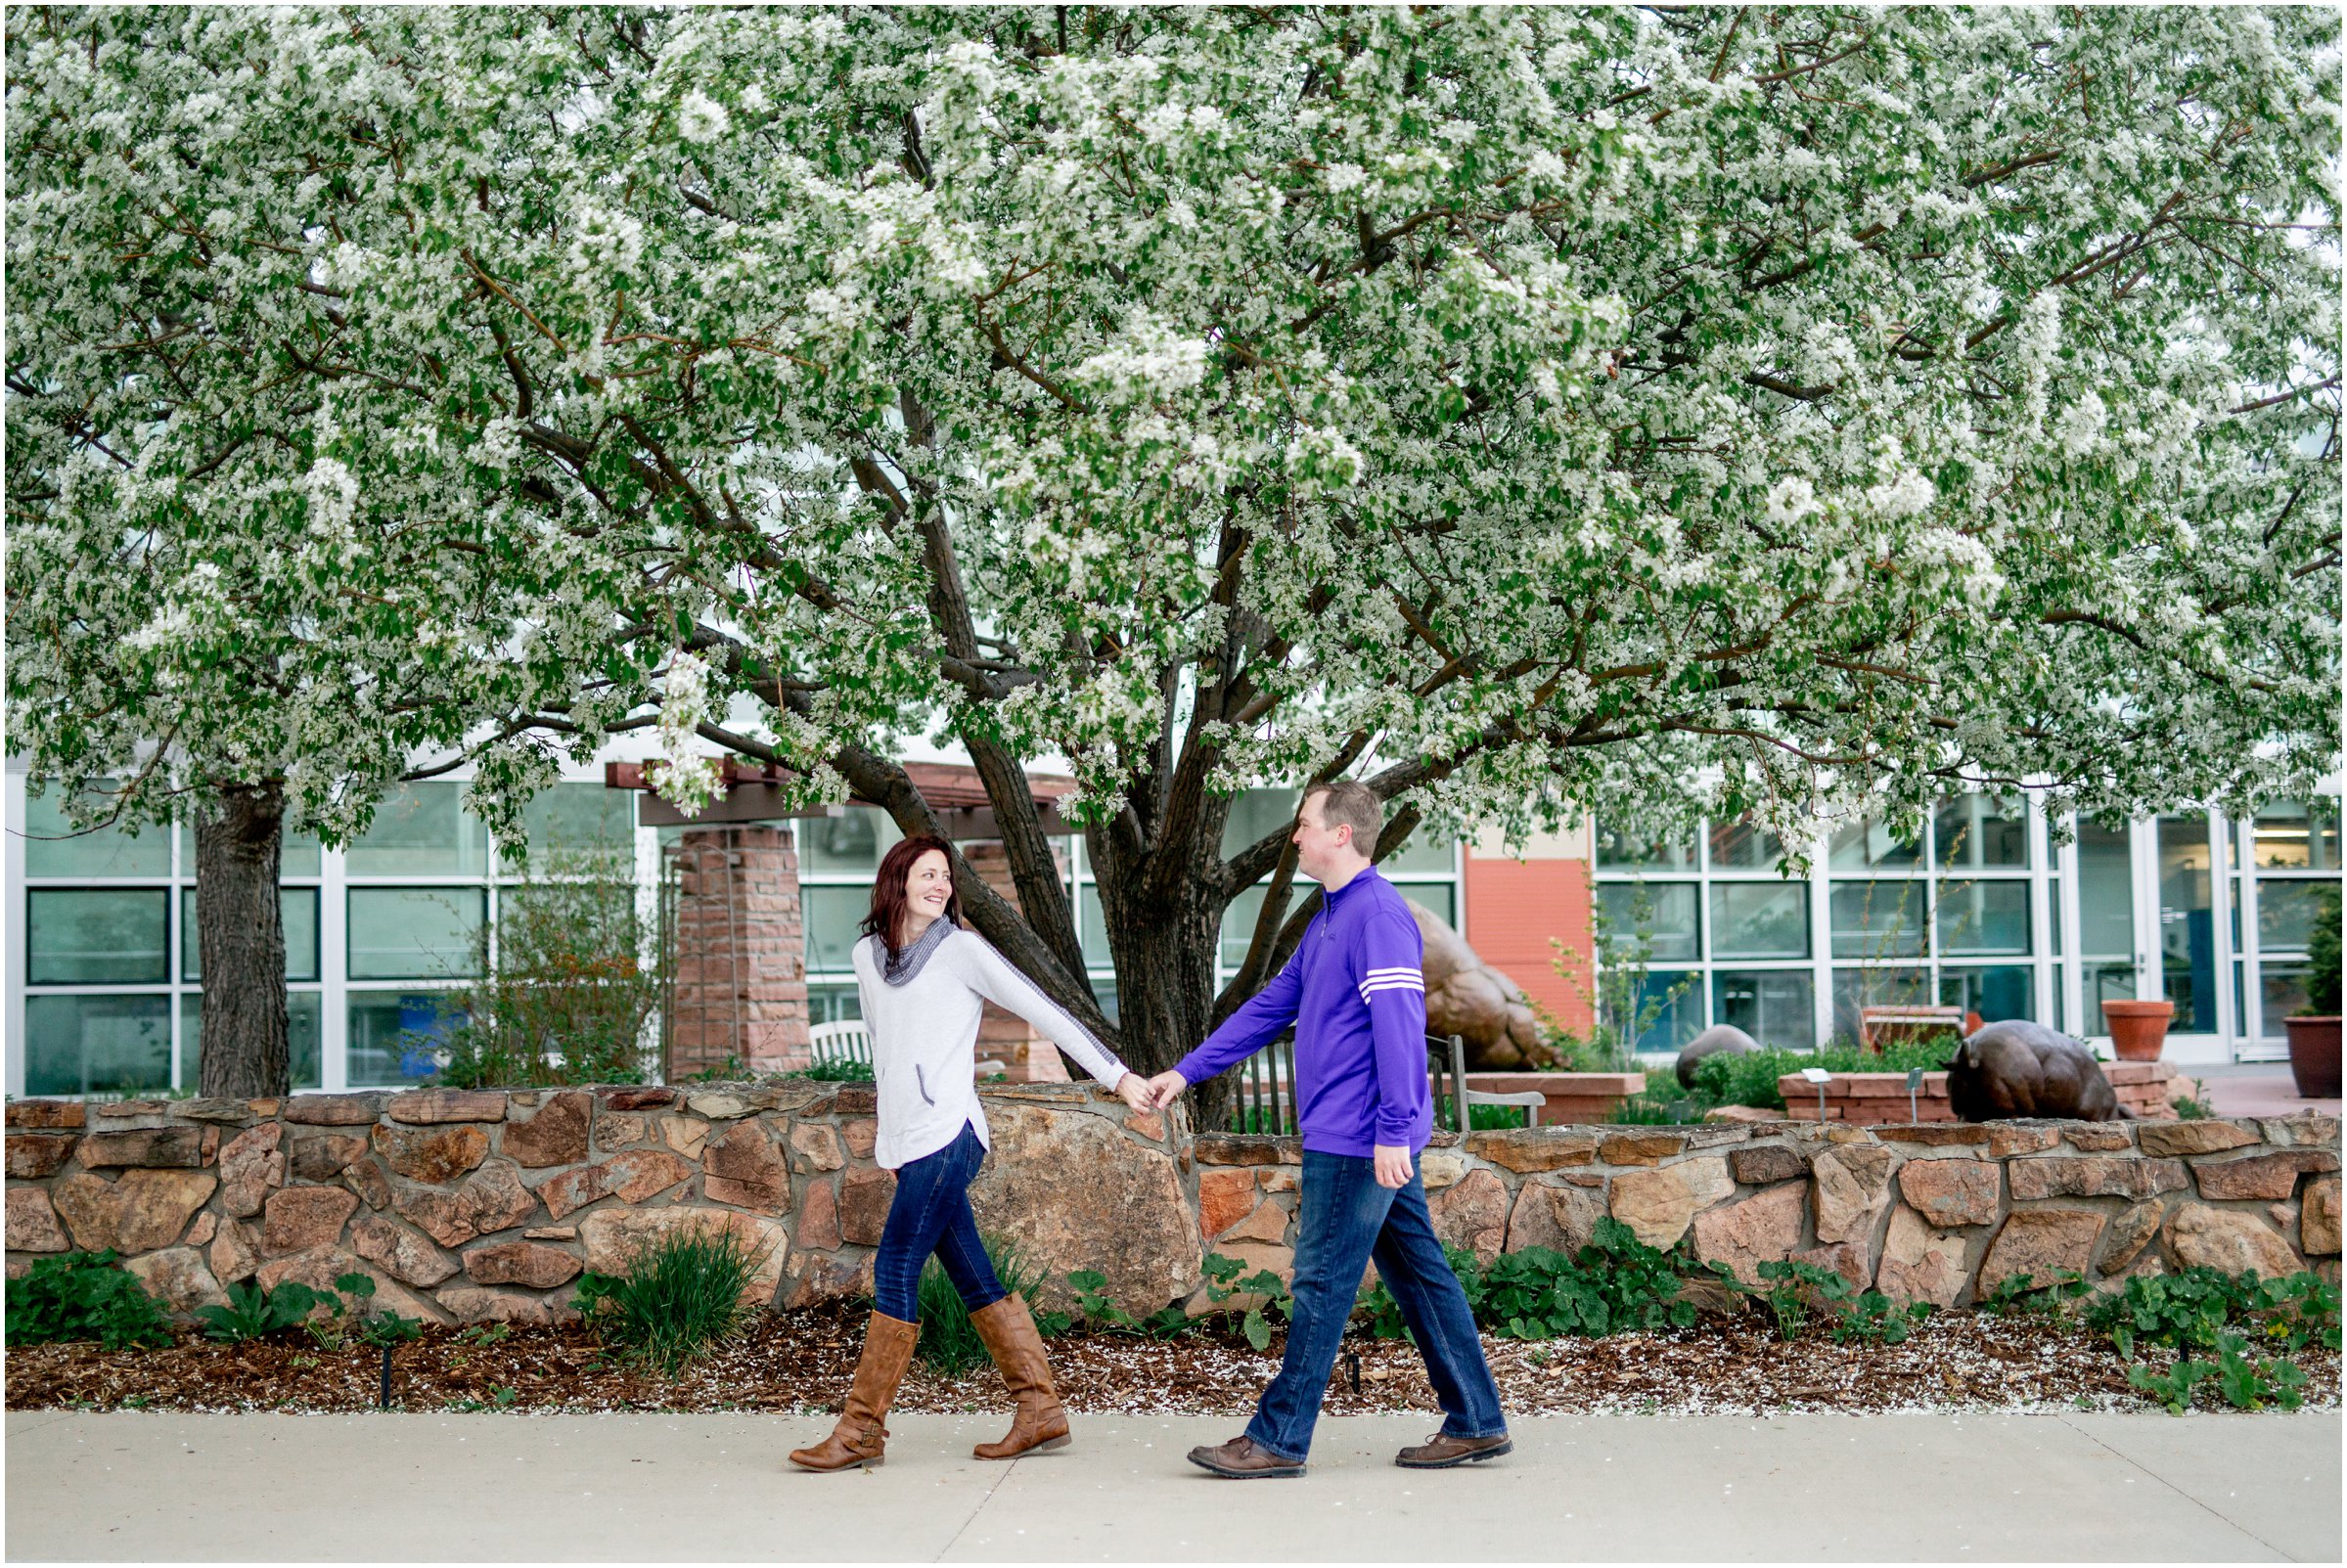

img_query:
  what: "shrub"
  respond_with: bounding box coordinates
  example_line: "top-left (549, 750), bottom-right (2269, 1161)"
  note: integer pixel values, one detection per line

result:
top-left (2171, 1077), bottom-right (2216, 1120)
top-left (793, 1057), bottom-right (877, 1083)
top-left (2084, 1267), bottom-right (2340, 1362)
top-left (429, 848), bottom-right (662, 1089)
top-left (572, 1225), bottom-right (774, 1374)
top-left (910, 1233), bottom-right (1066, 1376)
top-left (2301, 885), bottom-right (2341, 1015)
top-left (1359, 1219), bottom-right (1714, 1342)
top-left (194, 1277), bottom-right (336, 1343)
top-left (5, 1251), bottom-right (174, 1350)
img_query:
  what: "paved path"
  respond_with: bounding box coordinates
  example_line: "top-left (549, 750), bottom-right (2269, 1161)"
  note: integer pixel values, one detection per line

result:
top-left (6, 1410), bottom-right (2338, 1562)
top-left (2190, 1061), bottom-right (2339, 1120)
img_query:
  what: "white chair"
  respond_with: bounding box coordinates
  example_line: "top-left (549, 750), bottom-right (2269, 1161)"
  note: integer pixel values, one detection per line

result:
top-left (807, 1019), bottom-right (873, 1072)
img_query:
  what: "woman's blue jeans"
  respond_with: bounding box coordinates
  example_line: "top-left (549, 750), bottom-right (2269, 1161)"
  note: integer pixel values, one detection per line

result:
top-left (1244, 1149), bottom-right (1508, 1461)
top-left (871, 1119), bottom-right (1007, 1322)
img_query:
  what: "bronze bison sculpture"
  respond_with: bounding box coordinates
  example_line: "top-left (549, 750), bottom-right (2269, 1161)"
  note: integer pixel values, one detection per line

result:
top-left (1944, 1019), bottom-right (2123, 1121)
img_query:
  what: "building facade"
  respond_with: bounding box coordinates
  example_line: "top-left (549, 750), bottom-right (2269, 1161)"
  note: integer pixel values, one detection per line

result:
top-left (6, 749), bottom-right (2336, 1096)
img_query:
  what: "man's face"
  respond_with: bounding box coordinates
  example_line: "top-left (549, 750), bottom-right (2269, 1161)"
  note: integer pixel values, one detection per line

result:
top-left (1290, 793), bottom-right (1353, 883)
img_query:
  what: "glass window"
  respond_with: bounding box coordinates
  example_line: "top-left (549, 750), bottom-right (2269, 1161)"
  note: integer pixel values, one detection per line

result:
top-left (2259, 964), bottom-right (2309, 1038)
top-left (2087, 963), bottom-right (2139, 1029)
top-left (1709, 882), bottom-right (1808, 959)
top-left (1830, 966), bottom-right (1931, 1042)
top-left (1594, 822), bottom-right (1695, 872)
top-left (1220, 884), bottom-right (1270, 970)
top-left (26, 889), bottom-right (169, 984)
top-left (1708, 818), bottom-right (1786, 873)
top-left (1081, 891), bottom-right (1114, 968)
top-left (23, 993), bottom-right (172, 1097)
top-left (1937, 880), bottom-right (2030, 956)
top-left (1391, 882), bottom-right (1454, 931)
top-left (345, 784), bottom-right (489, 877)
top-left (1607, 970), bottom-right (1701, 1053)
top-left (180, 889), bottom-right (320, 982)
top-left (2254, 798), bottom-right (2341, 871)
top-left (802, 884), bottom-right (873, 972)
top-left (347, 991), bottom-right (462, 1086)
top-left (1711, 970), bottom-right (1813, 1047)
top-left (2075, 818), bottom-right (2135, 959)
top-left (1218, 787), bottom-right (1298, 858)
top-left (1596, 882), bottom-right (1698, 963)
top-left (1828, 880), bottom-right (1925, 959)
top-left (807, 982), bottom-right (862, 1025)
top-left (21, 786), bottom-right (171, 878)
top-left (181, 990), bottom-right (322, 1091)
top-left (1939, 964), bottom-right (2034, 1024)
top-left (1828, 817), bottom-right (1922, 872)
top-left (2049, 874), bottom-right (2063, 957)
top-left (1379, 826), bottom-right (1458, 875)
top-left (2257, 877), bottom-right (2337, 954)
top-left (512, 784), bottom-right (636, 872)
top-left (798, 807), bottom-right (903, 874)
top-left (2157, 816), bottom-right (2217, 1034)
top-left (1090, 979), bottom-right (1120, 1024)
top-left (1934, 794), bottom-right (2028, 869)
top-left (346, 887), bottom-right (483, 980)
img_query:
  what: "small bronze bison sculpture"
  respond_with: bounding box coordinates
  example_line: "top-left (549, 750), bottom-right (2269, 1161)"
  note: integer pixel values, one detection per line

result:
top-left (1944, 1019), bottom-right (2123, 1121)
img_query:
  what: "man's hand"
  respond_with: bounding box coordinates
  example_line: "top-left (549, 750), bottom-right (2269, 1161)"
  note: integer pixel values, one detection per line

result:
top-left (1113, 1073), bottom-right (1156, 1113)
top-left (1143, 1069), bottom-right (1190, 1111)
top-left (1373, 1143), bottom-right (1413, 1188)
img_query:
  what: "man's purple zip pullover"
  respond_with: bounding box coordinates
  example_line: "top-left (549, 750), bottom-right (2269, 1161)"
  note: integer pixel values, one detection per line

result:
top-left (1173, 866), bottom-right (1432, 1157)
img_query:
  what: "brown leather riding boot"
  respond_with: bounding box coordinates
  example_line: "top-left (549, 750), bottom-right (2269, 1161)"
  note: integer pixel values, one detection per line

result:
top-left (788, 1311), bottom-right (920, 1471)
top-left (968, 1294), bottom-right (1071, 1459)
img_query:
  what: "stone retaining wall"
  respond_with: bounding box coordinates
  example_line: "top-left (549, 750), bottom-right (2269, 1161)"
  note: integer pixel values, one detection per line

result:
top-left (1195, 1112), bottom-right (2340, 1309)
top-left (5, 1089), bottom-right (2336, 1325)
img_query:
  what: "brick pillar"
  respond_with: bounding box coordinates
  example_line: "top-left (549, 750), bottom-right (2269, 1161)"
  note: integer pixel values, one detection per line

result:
top-left (959, 839), bottom-right (1073, 1084)
top-left (666, 826), bottom-right (811, 1079)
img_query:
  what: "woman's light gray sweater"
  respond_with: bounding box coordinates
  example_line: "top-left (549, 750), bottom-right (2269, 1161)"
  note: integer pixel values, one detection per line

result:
top-left (851, 924), bottom-right (1129, 1170)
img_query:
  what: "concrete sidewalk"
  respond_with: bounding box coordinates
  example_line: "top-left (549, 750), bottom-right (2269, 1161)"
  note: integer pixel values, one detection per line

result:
top-left (6, 1410), bottom-right (2338, 1562)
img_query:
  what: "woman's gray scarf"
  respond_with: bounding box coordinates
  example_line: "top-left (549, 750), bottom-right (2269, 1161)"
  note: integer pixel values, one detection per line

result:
top-left (880, 917), bottom-right (955, 986)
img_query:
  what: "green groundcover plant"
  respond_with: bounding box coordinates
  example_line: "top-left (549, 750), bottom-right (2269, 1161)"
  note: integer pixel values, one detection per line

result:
top-left (5, 1251), bottom-right (173, 1350)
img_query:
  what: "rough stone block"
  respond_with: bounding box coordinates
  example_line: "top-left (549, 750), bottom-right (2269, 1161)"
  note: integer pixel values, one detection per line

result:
top-left (1600, 1131), bottom-right (1688, 1167)
top-left (1691, 1183), bottom-right (1805, 1286)
top-left (789, 1122), bottom-right (846, 1173)
top-left (2190, 1149), bottom-right (2341, 1202)
top-left (2094, 1201), bottom-right (2166, 1276)
top-left (662, 1117), bottom-right (711, 1162)
top-left (2164, 1202), bottom-right (2302, 1278)
top-left (704, 1122), bottom-right (791, 1214)
top-left (261, 1184), bottom-right (360, 1256)
top-left (1730, 1144), bottom-right (1808, 1186)
top-left (6, 1100), bottom-right (85, 1130)
top-left (2262, 1113), bottom-right (2341, 1149)
top-left (283, 1093), bottom-right (389, 1126)
top-left (349, 1216), bottom-right (459, 1287)
top-left (168, 1098), bottom-right (260, 1127)
top-left (1192, 1135), bottom-right (1301, 1167)
top-left (1610, 1166), bottom-right (1702, 1249)
top-left (502, 1091), bottom-right (592, 1168)
top-left (122, 1246), bottom-right (227, 1313)
top-left (579, 1207), bottom-right (786, 1307)
top-left (6, 1187), bottom-right (69, 1253)
top-left (1877, 1207), bottom-right (1969, 1308)
top-left (51, 1169), bottom-right (217, 1254)
top-left (76, 1126), bottom-right (204, 1169)
top-left (2137, 1120), bottom-right (2262, 1158)
top-left (389, 1161), bottom-right (538, 1248)
top-left (605, 1150), bottom-right (694, 1204)
top-left (1987, 1126), bottom-right (2062, 1158)
top-left (2305, 1177), bottom-right (2342, 1256)
top-left (1979, 1206), bottom-right (2104, 1288)
top-left (372, 1124), bottom-right (491, 1185)
top-left (288, 1134), bottom-right (369, 1183)
top-left (1427, 1170), bottom-right (1509, 1263)
top-left (1505, 1182), bottom-right (1605, 1258)
top-left (838, 1168), bottom-right (897, 1246)
top-left (2008, 1156), bottom-right (2188, 1201)
top-left (1811, 1144), bottom-right (1896, 1243)
top-left (385, 1089), bottom-right (508, 1125)
top-left (218, 1124), bottom-right (286, 1218)
top-left (463, 1240), bottom-right (582, 1289)
top-left (601, 1087), bottom-right (678, 1112)
top-left (6, 1133), bottom-right (77, 1179)
top-left (970, 1102), bottom-right (1197, 1314)
top-left (1898, 1159), bottom-right (2002, 1228)
top-left (1199, 1170), bottom-right (1257, 1240)
top-left (1464, 1130), bottom-right (1600, 1172)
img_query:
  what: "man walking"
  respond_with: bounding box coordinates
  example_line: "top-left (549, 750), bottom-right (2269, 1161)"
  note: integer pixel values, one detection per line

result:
top-left (1144, 780), bottom-right (1511, 1477)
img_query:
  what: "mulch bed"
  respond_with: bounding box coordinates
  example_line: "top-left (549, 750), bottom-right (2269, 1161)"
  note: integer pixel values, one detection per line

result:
top-left (8, 1300), bottom-right (2337, 1418)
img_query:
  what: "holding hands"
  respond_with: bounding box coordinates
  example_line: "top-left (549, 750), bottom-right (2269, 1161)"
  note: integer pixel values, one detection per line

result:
top-left (1112, 1070), bottom-right (1189, 1114)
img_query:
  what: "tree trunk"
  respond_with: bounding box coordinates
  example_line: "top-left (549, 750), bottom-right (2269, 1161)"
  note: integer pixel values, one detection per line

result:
top-left (196, 781), bottom-right (289, 1098)
top-left (1087, 829), bottom-right (1235, 1131)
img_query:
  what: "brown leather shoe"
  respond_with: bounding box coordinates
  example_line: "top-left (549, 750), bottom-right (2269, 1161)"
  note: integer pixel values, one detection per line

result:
top-left (1186, 1434), bottom-right (1305, 1478)
top-left (788, 1311), bottom-right (920, 1471)
top-left (1394, 1431), bottom-right (1513, 1468)
top-left (968, 1294), bottom-right (1071, 1459)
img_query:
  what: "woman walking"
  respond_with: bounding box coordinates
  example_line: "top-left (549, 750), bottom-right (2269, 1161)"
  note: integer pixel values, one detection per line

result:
top-left (789, 833), bottom-right (1152, 1472)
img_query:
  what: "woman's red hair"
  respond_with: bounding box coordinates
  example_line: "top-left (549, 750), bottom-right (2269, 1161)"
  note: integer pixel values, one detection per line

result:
top-left (862, 834), bottom-right (964, 963)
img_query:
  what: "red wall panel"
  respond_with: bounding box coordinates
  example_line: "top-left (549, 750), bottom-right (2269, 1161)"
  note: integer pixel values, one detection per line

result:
top-left (1462, 851), bottom-right (1595, 1031)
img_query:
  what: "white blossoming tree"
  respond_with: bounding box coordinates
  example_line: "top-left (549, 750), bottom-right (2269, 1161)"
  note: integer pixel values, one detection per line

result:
top-left (10, 8), bottom-right (2338, 1122)
top-left (4, 10), bottom-right (661, 1094)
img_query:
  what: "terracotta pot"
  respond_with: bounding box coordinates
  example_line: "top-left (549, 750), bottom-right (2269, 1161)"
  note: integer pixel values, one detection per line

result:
top-left (2284, 1015), bottom-right (2342, 1099)
top-left (2100, 999), bottom-right (2175, 1061)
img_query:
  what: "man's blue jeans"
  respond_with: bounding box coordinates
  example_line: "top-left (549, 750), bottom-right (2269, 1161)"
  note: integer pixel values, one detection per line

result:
top-left (1244, 1149), bottom-right (1508, 1461)
top-left (870, 1120), bottom-right (1007, 1322)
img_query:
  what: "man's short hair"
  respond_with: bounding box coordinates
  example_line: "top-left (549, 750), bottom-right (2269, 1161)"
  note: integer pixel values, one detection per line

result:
top-left (1302, 779), bottom-right (1382, 855)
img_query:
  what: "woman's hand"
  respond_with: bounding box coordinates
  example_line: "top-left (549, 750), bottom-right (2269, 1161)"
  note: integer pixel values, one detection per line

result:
top-left (1114, 1072), bottom-right (1159, 1112)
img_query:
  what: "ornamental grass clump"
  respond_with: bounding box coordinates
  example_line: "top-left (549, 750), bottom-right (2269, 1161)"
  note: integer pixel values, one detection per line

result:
top-left (573, 1227), bottom-right (774, 1375)
top-left (910, 1233), bottom-right (1065, 1376)
top-left (5, 1251), bottom-right (173, 1350)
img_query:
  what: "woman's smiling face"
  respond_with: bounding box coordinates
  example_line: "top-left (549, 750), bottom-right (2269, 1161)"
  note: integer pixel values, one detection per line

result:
top-left (903, 847), bottom-right (954, 927)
